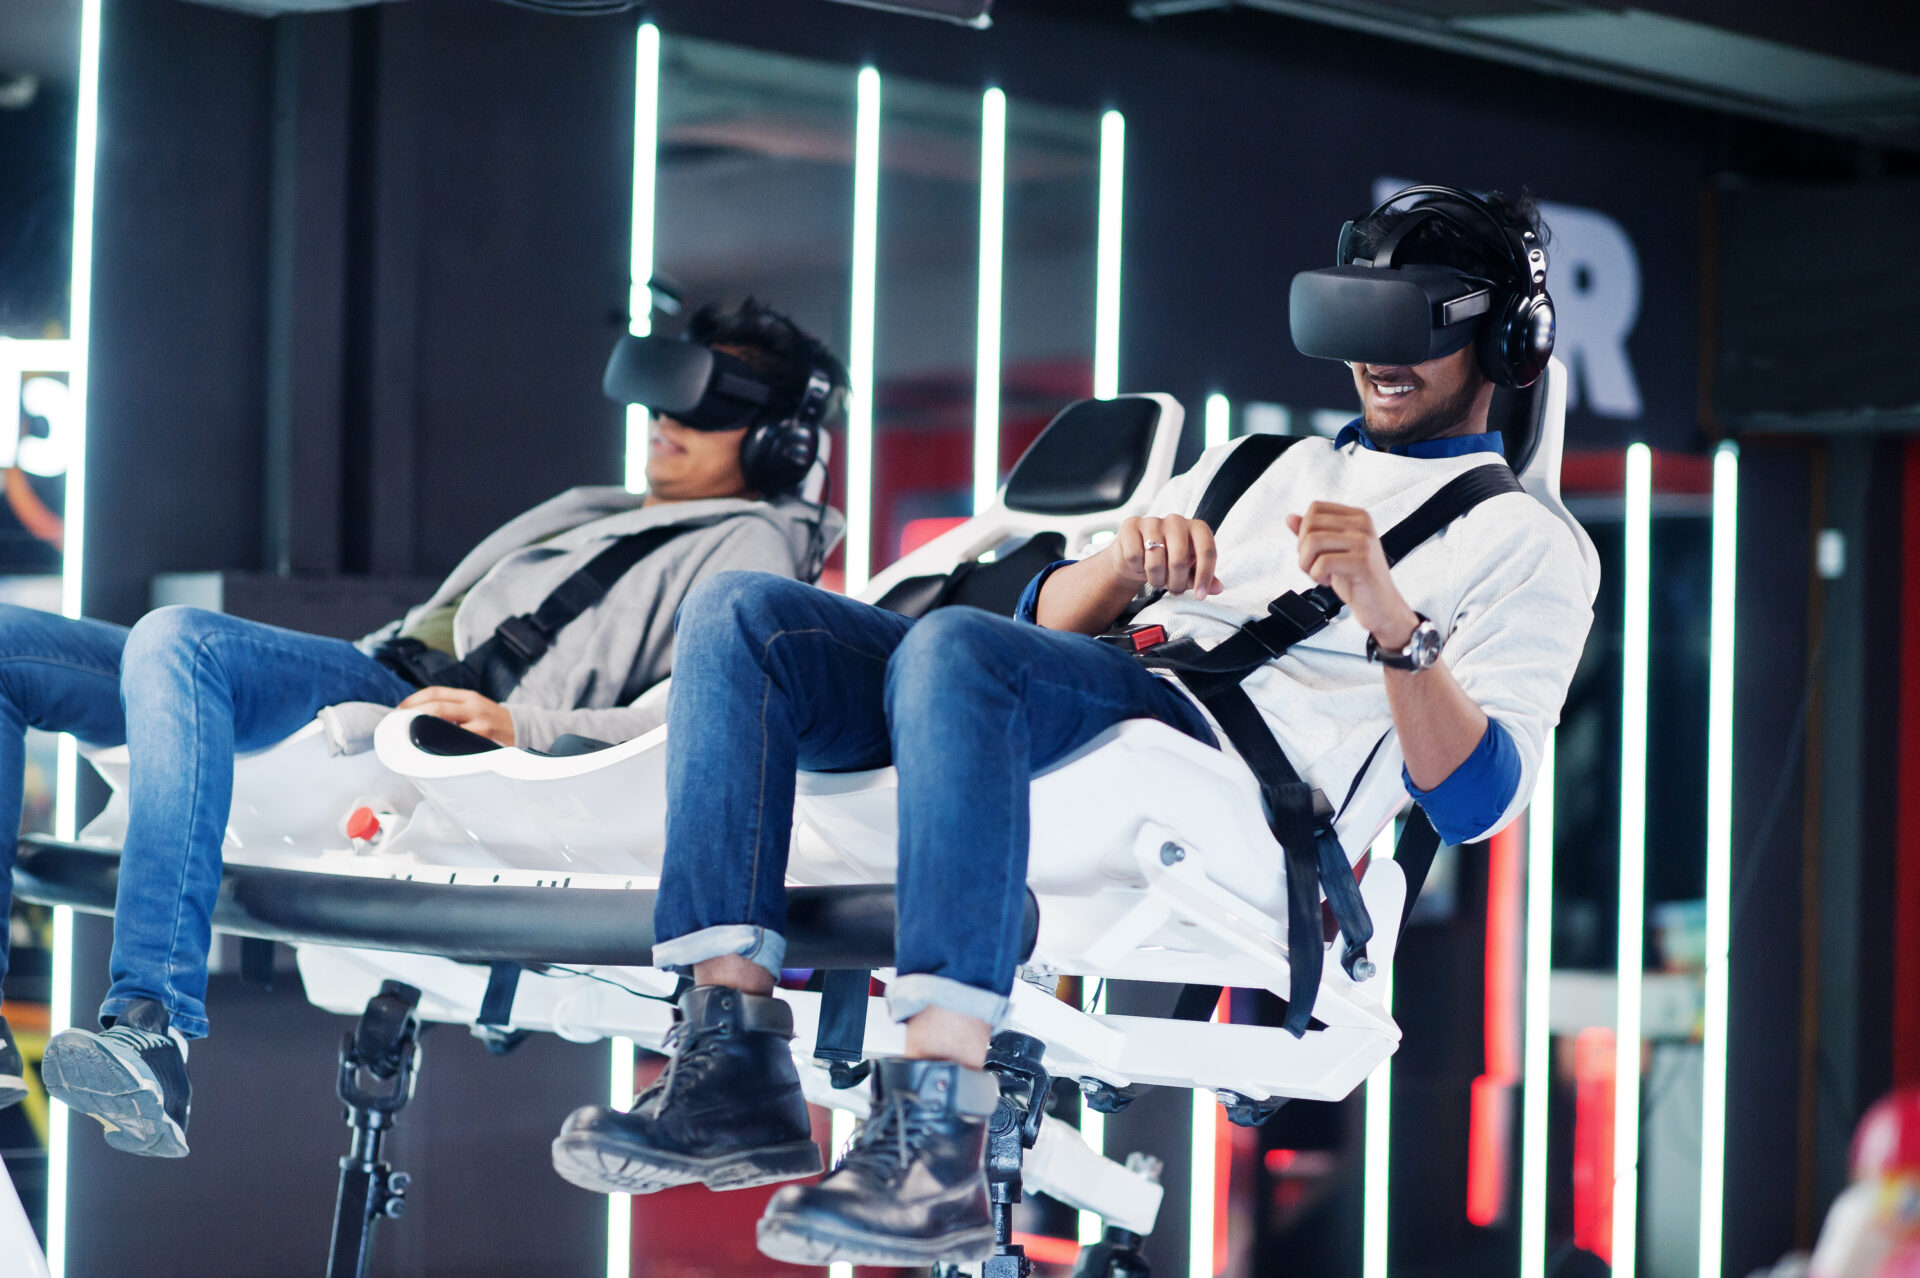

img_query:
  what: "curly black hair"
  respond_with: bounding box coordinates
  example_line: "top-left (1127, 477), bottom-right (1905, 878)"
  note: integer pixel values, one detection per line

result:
top-left (1346, 188), bottom-right (1551, 287)
top-left (685, 297), bottom-right (851, 426)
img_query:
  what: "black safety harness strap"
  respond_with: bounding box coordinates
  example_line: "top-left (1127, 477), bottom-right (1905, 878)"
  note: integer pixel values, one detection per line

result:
top-left (377, 523), bottom-right (694, 702)
top-left (1118, 437), bottom-right (1523, 1035)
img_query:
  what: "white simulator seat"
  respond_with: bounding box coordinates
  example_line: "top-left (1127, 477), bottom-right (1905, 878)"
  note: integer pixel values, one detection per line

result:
top-left (21, 375), bottom-right (1596, 1245)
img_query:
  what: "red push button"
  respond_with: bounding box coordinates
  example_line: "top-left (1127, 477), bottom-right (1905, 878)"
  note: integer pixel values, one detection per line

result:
top-left (345, 806), bottom-right (381, 842)
top-left (1130, 625), bottom-right (1168, 652)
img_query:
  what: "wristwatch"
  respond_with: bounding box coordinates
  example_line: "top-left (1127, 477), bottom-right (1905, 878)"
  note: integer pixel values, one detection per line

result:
top-left (1366, 613), bottom-right (1443, 671)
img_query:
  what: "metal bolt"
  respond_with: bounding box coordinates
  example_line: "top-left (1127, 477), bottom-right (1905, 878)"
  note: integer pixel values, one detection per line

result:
top-left (383, 1198), bottom-right (408, 1220)
top-left (387, 1171), bottom-right (411, 1195)
top-left (1159, 842), bottom-right (1185, 865)
top-left (1352, 957), bottom-right (1377, 982)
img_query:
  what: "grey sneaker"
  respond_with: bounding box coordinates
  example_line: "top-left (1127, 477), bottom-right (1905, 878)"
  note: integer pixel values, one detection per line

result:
top-left (0, 1014), bottom-right (25, 1110)
top-left (43, 998), bottom-right (192, 1157)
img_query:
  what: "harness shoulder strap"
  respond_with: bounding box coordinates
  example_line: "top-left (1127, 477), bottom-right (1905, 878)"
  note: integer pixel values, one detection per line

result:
top-left (1192, 433), bottom-right (1303, 530)
top-left (1379, 462), bottom-right (1524, 565)
top-left (461, 522), bottom-right (696, 701)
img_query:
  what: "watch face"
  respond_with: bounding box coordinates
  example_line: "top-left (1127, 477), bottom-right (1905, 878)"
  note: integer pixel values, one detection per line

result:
top-left (1411, 621), bottom-right (1444, 668)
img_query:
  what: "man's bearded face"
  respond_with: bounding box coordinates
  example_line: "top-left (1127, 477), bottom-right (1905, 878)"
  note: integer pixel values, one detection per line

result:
top-left (1349, 344), bottom-right (1489, 448)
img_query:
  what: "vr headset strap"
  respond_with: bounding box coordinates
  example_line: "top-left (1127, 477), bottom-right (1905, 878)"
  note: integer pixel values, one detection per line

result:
top-left (379, 523), bottom-right (696, 702)
top-left (1125, 443), bottom-right (1523, 1034)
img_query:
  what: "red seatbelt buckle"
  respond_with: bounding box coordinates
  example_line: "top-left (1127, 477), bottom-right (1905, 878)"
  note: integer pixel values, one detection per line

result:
top-left (1128, 624), bottom-right (1168, 652)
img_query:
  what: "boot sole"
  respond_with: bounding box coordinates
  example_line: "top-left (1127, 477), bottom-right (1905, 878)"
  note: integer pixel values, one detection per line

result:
top-left (755, 1213), bottom-right (996, 1267)
top-left (550, 1131), bottom-right (822, 1196)
top-left (41, 1036), bottom-right (188, 1158)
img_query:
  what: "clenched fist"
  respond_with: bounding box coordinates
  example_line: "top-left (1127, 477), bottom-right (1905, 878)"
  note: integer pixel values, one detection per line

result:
top-left (1285, 502), bottom-right (1420, 648)
top-left (1103, 514), bottom-right (1225, 600)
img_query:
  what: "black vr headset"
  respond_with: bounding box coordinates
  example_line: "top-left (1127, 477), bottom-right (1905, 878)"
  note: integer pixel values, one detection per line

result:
top-left (602, 334), bottom-right (834, 495)
top-left (1289, 185), bottom-right (1556, 389)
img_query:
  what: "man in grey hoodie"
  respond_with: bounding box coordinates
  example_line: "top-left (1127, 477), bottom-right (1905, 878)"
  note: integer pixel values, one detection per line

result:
top-left (6, 300), bottom-right (846, 1157)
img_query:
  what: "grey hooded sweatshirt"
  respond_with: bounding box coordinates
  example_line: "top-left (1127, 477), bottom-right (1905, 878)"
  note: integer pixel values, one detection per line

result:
top-left (359, 487), bottom-right (841, 751)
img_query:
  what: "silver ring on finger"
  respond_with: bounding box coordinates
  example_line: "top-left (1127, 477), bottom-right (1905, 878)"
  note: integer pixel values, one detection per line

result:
top-left (1143, 539), bottom-right (1166, 551)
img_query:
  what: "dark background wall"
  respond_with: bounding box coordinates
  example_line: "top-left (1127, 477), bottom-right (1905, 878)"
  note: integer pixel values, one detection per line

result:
top-left (53, 0), bottom-right (1915, 1274)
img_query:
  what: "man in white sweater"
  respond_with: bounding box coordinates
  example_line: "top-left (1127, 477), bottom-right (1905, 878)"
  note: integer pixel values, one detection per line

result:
top-left (550, 188), bottom-right (1594, 1270)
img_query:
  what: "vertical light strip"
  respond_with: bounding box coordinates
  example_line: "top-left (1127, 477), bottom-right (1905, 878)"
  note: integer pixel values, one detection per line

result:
top-left (610, 28), bottom-right (659, 1272)
top-left (49, 6), bottom-right (101, 1274)
top-left (1361, 824), bottom-right (1399, 1278)
top-left (972, 87), bottom-right (1006, 514)
top-left (1092, 110), bottom-right (1124, 401)
top-left (606, 1035), bottom-right (636, 1278)
top-left (1189, 1083), bottom-right (1216, 1278)
top-left (844, 66), bottom-right (882, 591)
top-left (1520, 731), bottom-right (1559, 1278)
top-left (622, 21), bottom-right (661, 495)
top-left (1698, 443), bottom-right (1739, 1278)
top-left (1204, 393), bottom-right (1230, 450)
top-left (829, 1108), bottom-right (858, 1278)
top-left (1612, 442), bottom-right (1654, 1278)
top-left (1078, 981), bottom-right (1109, 1246)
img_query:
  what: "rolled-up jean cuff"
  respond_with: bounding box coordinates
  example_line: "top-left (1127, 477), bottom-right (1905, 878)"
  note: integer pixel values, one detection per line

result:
top-left (885, 974), bottom-right (1010, 1030)
top-left (651, 925), bottom-right (786, 979)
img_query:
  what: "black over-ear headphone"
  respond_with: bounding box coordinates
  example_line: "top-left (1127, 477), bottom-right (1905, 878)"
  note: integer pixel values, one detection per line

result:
top-left (1337, 185), bottom-right (1555, 388)
top-left (739, 368), bottom-right (832, 495)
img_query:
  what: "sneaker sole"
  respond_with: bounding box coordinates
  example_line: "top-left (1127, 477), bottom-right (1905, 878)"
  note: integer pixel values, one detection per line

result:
top-left (755, 1213), bottom-right (996, 1267)
top-left (0, 1073), bottom-right (25, 1111)
top-left (550, 1131), bottom-right (821, 1196)
top-left (41, 1037), bottom-right (189, 1158)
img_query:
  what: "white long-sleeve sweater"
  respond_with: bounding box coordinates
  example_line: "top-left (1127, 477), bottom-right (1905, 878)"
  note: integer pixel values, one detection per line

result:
top-left (1128, 434), bottom-right (1595, 846)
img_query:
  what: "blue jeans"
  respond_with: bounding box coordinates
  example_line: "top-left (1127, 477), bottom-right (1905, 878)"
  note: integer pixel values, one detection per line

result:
top-left (0, 604), bottom-right (413, 1037)
top-left (651, 572), bottom-right (1216, 1028)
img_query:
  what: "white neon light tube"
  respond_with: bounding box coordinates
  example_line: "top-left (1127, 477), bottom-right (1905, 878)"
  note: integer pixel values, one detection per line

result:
top-left (605, 1035), bottom-right (636, 1278)
top-left (1698, 443), bottom-right (1738, 1278)
top-left (1519, 731), bottom-right (1558, 1278)
top-left (1190, 1082), bottom-right (1216, 1278)
top-left (829, 1108), bottom-right (858, 1278)
top-left (1613, 442), bottom-right (1653, 1278)
top-left (1204, 393), bottom-right (1230, 450)
top-left (973, 87), bottom-right (1006, 515)
top-left (50, 5), bottom-right (102, 1273)
top-left (1093, 110), bottom-right (1124, 401)
top-left (1361, 824), bottom-right (1398, 1278)
top-left (845, 67), bottom-right (882, 591)
top-left (623, 22), bottom-right (661, 495)
top-left (610, 30), bottom-right (660, 1273)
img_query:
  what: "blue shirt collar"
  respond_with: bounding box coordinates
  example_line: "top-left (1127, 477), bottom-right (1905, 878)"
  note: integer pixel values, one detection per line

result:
top-left (1334, 419), bottom-right (1505, 460)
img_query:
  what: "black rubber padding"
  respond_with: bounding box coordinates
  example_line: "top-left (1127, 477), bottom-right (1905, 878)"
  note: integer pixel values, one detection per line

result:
top-left (13, 837), bottom-right (1040, 970)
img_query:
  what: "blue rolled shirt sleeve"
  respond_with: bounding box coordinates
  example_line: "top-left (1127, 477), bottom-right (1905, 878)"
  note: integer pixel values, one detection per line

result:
top-left (1403, 718), bottom-right (1523, 846)
top-left (1013, 559), bottom-right (1077, 625)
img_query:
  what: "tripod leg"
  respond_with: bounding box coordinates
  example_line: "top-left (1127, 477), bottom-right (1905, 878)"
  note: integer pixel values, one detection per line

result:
top-left (325, 982), bottom-right (421, 1278)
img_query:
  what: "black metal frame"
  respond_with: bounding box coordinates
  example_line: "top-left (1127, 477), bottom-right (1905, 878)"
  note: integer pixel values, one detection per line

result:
top-left (327, 980), bottom-right (422, 1278)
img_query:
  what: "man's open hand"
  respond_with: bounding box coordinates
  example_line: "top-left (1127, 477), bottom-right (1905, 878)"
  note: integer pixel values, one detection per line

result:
top-left (1286, 502), bottom-right (1420, 648)
top-left (399, 687), bottom-right (516, 746)
top-left (1104, 514), bottom-right (1225, 600)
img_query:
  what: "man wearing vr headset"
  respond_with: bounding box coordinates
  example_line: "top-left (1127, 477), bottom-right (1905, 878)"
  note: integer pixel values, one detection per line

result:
top-left (8, 299), bottom-right (846, 1158)
top-left (550, 189), bottom-right (1592, 1269)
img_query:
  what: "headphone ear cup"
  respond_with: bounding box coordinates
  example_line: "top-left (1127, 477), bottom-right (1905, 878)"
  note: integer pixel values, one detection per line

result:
top-left (740, 421), bottom-right (819, 495)
top-left (1476, 290), bottom-right (1556, 388)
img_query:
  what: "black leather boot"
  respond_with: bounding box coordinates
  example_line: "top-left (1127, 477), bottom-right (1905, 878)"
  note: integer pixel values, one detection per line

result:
top-left (550, 986), bottom-right (821, 1195)
top-left (756, 1057), bottom-right (999, 1267)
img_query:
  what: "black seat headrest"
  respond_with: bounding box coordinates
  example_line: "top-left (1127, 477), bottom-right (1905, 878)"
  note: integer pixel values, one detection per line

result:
top-left (1002, 397), bottom-right (1162, 516)
top-left (1488, 377), bottom-right (1545, 476)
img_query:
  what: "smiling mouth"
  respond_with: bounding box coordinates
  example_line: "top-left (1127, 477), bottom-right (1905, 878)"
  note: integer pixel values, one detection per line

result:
top-left (649, 431), bottom-right (687, 457)
top-left (1370, 381), bottom-right (1417, 399)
